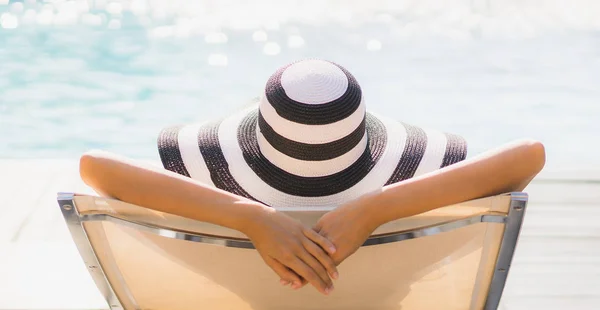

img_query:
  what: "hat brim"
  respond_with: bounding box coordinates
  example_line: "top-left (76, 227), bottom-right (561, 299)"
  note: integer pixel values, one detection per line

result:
top-left (158, 106), bottom-right (467, 210)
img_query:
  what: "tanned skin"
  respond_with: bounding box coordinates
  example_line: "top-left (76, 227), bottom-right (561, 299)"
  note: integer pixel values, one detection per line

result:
top-left (80, 139), bottom-right (545, 295)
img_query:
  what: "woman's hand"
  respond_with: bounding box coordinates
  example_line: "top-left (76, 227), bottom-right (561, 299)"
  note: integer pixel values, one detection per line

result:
top-left (291, 194), bottom-right (380, 290)
top-left (241, 204), bottom-right (339, 295)
top-left (314, 194), bottom-right (380, 266)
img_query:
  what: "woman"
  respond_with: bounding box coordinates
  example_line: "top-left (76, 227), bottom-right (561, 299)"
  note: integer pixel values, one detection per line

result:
top-left (80, 59), bottom-right (546, 296)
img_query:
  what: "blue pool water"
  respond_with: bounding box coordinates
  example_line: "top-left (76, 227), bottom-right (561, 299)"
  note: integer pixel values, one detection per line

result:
top-left (1, 0), bottom-right (599, 171)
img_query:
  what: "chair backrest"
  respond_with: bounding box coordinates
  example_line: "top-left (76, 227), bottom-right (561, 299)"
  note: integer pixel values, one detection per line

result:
top-left (57, 192), bottom-right (528, 310)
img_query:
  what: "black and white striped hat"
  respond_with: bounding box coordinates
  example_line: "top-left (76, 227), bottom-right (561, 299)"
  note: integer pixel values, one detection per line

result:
top-left (158, 59), bottom-right (467, 210)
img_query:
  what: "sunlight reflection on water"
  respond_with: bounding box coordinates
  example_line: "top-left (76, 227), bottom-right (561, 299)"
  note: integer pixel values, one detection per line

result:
top-left (0, 0), bottom-right (599, 171)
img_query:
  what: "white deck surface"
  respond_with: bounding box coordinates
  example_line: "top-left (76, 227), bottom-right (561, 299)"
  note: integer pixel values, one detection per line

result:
top-left (0, 160), bottom-right (599, 309)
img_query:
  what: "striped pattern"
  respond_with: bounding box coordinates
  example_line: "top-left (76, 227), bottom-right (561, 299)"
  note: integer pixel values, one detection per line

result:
top-left (258, 95), bottom-right (366, 144)
top-left (196, 122), bottom-right (257, 200)
top-left (257, 112), bottom-right (366, 161)
top-left (385, 127), bottom-right (468, 185)
top-left (157, 126), bottom-right (191, 178)
top-left (412, 128), bottom-right (449, 177)
top-left (442, 133), bottom-right (468, 167)
top-left (177, 124), bottom-right (215, 185)
top-left (256, 59), bottom-right (368, 177)
top-left (156, 59), bottom-right (468, 209)
top-left (156, 108), bottom-right (466, 209)
top-left (385, 124), bottom-right (427, 184)
top-left (215, 108), bottom-right (407, 209)
top-left (240, 111), bottom-right (386, 197)
top-left (256, 127), bottom-right (368, 177)
top-left (264, 60), bottom-right (362, 125)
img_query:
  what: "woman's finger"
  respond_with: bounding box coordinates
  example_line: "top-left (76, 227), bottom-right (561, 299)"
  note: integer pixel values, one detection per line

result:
top-left (304, 227), bottom-right (336, 255)
top-left (297, 245), bottom-right (335, 290)
top-left (296, 242), bottom-right (332, 285)
top-left (263, 256), bottom-right (302, 287)
top-left (303, 238), bottom-right (339, 280)
top-left (287, 256), bottom-right (332, 295)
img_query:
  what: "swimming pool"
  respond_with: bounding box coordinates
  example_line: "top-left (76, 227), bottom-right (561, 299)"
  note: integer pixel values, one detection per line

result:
top-left (1, 0), bottom-right (599, 172)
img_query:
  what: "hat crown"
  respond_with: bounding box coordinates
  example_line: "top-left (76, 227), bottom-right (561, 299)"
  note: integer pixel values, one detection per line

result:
top-left (276, 59), bottom-right (349, 105)
top-left (257, 59), bottom-right (368, 177)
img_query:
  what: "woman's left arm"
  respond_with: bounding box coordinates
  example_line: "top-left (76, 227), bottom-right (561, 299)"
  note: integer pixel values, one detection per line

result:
top-left (315, 139), bottom-right (546, 265)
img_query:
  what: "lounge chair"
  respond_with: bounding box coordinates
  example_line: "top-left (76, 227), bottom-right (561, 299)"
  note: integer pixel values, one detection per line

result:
top-left (56, 192), bottom-right (528, 310)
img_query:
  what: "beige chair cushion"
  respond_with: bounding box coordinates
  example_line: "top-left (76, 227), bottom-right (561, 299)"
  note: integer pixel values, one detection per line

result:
top-left (69, 194), bottom-right (515, 310)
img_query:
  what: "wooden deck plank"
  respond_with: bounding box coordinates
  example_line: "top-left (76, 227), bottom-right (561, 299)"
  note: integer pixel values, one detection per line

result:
top-left (519, 204), bottom-right (600, 237)
top-left (537, 168), bottom-right (600, 182)
top-left (14, 164), bottom-right (94, 243)
top-left (501, 296), bottom-right (600, 310)
top-left (0, 242), bottom-right (108, 310)
top-left (525, 182), bottom-right (600, 205)
top-left (0, 161), bottom-right (67, 243)
top-left (503, 271), bottom-right (600, 296)
top-left (514, 236), bottom-right (600, 263)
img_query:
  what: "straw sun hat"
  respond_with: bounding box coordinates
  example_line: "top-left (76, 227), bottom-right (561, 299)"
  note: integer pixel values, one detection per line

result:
top-left (158, 59), bottom-right (467, 210)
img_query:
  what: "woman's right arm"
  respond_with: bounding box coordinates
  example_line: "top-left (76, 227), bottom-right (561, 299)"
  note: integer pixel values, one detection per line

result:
top-left (80, 150), bottom-right (265, 231)
top-left (79, 150), bottom-right (338, 295)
